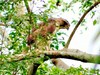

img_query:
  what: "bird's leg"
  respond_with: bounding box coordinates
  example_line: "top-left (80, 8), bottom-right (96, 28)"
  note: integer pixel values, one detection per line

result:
top-left (46, 40), bottom-right (53, 51)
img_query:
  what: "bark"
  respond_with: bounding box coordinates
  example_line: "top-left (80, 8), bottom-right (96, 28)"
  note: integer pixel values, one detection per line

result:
top-left (28, 63), bottom-right (40, 75)
top-left (52, 58), bottom-right (69, 70)
top-left (0, 49), bottom-right (100, 65)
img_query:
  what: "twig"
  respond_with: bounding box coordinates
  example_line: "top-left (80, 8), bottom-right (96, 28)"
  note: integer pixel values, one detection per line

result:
top-left (24, 0), bottom-right (32, 24)
top-left (0, 23), bottom-right (5, 26)
top-left (0, 28), bottom-right (6, 54)
top-left (65, 2), bottom-right (100, 48)
top-left (24, 0), bottom-right (33, 51)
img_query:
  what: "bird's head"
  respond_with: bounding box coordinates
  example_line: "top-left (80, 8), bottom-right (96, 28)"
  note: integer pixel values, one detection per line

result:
top-left (55, 18), bottom-right (70, 30)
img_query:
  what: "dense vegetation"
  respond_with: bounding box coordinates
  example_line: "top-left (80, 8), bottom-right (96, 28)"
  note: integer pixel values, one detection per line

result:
top-left (0, 0), bottom-right (100, 75)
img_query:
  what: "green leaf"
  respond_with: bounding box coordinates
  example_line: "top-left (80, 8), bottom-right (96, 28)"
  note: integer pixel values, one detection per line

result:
top-left (93, 20), bottom-right (97, 25)
top-left (52, 37), bottom-right (57, 41)
top-left (55, 45), bottom-right (59, 50)
top-left (62, 42), bottom-right (65, 46)
top-left (71, 20), bottom-right (78, 25)
top-left (85, 27), bottom-right (88, 30)
top-left (91, 11), bottom-right (95, 18)
top-left (57, 32), bottom-right (62, 35)
top-left (50, 44), bottom-right (54, 48)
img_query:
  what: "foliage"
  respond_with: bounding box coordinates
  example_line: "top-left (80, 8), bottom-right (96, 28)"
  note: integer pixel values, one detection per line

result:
top-left (0, 60), bottom-right (29, 75)
top-left (0, 0), bottom-right (99, 54)
top-left (50, 32), bottom-right (66, 50)
top-left (36, 63), bottom-right (100, 75)
top-left (0, 0), bottom-right (100, 75)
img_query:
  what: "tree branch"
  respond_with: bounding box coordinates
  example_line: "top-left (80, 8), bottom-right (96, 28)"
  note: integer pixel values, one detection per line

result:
top-left (24, 0), bottom-right (32, 24)
top-left (65, 2), bottom-right (100, 48)
top-left (0, 23), bottom-right (5, 26)
top-left (0, 49), bottom-right (100, 65)
top-left (44, 49), bottom-right (100, 64)
top-left (28, 63), bottom-right (40, 75)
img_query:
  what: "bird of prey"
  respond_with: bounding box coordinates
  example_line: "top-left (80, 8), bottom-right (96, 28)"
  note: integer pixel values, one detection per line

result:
top-left (27, 18), bottom-right (70, 50)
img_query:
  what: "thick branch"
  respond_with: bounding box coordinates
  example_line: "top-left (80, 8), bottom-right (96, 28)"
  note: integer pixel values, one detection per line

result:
top-left (65, 2), bottom-right (100, 48)
top-left (44, 49), bottom-right (100, 64)
top-left (28, 63), bottom-right (40, 75)
top-left (0, 49), bottom-right (100, 65)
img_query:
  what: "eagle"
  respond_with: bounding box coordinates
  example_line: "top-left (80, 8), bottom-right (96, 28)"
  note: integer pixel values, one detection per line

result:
top-left (27, 18), bottom-right (70, 50)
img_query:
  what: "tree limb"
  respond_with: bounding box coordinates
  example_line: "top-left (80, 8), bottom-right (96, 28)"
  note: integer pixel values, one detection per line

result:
top-left (0, 49), bottom-right (100, 65)
top-left (24, 0), bottom-right (33, 24)
top-left (65, 2), bottom-right (100, 48)
top-left (28, 63), bottom-right (40, 75)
